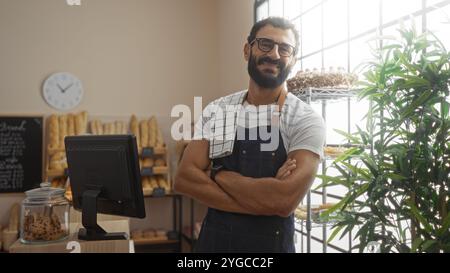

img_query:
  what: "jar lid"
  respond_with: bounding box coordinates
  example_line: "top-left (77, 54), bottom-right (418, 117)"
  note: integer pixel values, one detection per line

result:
top-left (25, 182), bottom-right (66, 199)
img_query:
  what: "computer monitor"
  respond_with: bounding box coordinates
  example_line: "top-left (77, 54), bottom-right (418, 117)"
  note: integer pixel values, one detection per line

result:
top-left (65, 135), bottom-right (146, 241)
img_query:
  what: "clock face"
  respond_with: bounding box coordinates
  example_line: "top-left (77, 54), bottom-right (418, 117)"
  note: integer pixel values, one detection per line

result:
top-left (43, 72), bottom-right (83, 111)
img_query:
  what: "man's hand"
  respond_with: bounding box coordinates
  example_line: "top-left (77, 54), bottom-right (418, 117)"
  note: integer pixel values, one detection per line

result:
top-left (275, 158), bottom-right (296, 180)
top-left (174, 140), bottom-right (258, 215)
top-left (214, 150), bottom-right (320, 217)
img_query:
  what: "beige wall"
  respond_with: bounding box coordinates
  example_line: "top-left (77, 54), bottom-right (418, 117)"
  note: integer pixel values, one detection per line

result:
top-left (0, 0), bottom-right (219, 115)
top-left (217, 0), bottom-right (254, 96)
top-left (0, 0), bottom-right (254, 237)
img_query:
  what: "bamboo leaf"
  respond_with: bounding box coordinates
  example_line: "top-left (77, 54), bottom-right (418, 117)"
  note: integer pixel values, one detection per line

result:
top-left (441, 101), bottom-right (449, 119)
top-left (333, 129), bottom-right (361, 144)
top-left (422, 240), bottom-right (437, 252)
top-left (437, 212), bottom-right (450, 237)
top-left (386, 173), bottom-right (407, 181)
top-left (400, 90), bottom-right (433, 120)
top-left (327, 225), bottom-right (345, 244)
top-left (410, 238), bottom-right (424, 253)
top-left (407, 200), bottom-right (433, 233)
top-left (333, 147), bottom-right (362, 163)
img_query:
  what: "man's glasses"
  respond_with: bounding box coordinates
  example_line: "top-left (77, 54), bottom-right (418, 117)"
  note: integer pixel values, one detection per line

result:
top-left (250, 38), bottom-right (296, 57)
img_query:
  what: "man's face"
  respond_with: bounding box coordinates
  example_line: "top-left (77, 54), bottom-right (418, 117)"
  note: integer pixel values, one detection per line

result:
top-left (246, 25), bottom-right (297, 89)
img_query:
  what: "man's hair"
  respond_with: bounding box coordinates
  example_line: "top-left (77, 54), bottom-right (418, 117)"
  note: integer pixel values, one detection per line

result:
top-left (247, 17), bottom-right (300, 56)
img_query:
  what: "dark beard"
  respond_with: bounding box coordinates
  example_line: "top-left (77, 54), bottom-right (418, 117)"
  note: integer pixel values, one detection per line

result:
top-left (247, 51), bottom-right (292, 89)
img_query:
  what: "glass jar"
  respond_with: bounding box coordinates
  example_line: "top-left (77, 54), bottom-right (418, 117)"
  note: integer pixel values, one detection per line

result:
top-left (20, 182), bottom-right (70, 244)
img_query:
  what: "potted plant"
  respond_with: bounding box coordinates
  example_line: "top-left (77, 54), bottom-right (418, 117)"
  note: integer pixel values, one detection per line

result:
top-left (318, 27), bottom-right (450, 253)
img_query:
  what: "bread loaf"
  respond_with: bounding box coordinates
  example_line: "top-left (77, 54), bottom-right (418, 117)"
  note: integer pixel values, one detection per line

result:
top-left (142, 158), bottom-right (154, 168)
top-left (142, 177), bottom-right (151, 189)
top-left (140, 120), bottom-right (149, 147)
top-left (154, 158), bottom-right (165, 167)
top-left (157, 177), bottom-right (170, 191)
top-left (110, 122), bottom-right (116, 135)
top-left (67, 114), bottom-right (75, 136)
top-left (49, 152), bottom-right (66, 171)
top-left (149, 177), bottom-right (158, 189)
top-left (130, 115), bottom-right (140, 148)
top-left (103, 123), bottom-right (110, 135)
top-left (90, 120), bottom-right (98, 135)
top-left (48, 115), bottom-right (59, 150)
top-left (75, 111), bottom-right (88, 135)
top-left (115, 121), bottom-right (122, 135)
top-left (96, 120), bottom-right (103, 135)
top-left (58, 115), bottom-right (68, 149)
top-left (148, 117), bottom-right (157, 147)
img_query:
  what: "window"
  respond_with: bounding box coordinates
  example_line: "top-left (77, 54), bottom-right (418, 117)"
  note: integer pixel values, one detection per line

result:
top-left (255, 0), bottom-right (450, 253)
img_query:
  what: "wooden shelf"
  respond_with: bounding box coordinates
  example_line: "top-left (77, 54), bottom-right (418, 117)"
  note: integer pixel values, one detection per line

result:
top-left (47, 147), bottom-right (66, 155)
top-left (181, 232), bottom-right (197, 246)
top-left (138, 146), bottom-right (167, 157)
top-left (142, 188), bottom-right (177, 197)
top-left (140, 166), bottom-right (168, 176)
top-left (133, 238), bottom-right (178, 246)
top-left (46, 168), bottom-right (68, 178)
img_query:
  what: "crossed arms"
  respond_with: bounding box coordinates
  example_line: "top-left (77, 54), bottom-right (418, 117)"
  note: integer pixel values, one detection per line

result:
top-left (174, 140), bottom-right (320, 217)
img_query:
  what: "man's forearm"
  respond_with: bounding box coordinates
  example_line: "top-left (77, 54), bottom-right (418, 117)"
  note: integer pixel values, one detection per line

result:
top-left (215, 172), bottom-right (290, 216)
top-left (175, 166), bottom-right (266, 215)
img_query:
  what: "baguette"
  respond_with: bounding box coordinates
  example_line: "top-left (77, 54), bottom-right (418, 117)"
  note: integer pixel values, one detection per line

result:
top-left (90, 120), bottom-right (98, 135)
top-left (110, 122), bottom-right (116, 135)
top-left (67, 114), bottom-right (75, 136)
top-left (148, 117), bottom-right (157, 147)
top-left (115, 121), bottom-right (122, 135)
top-left (130, 115), bottom-right (140, 148)
top-left (48, 115), bottom-right (59, 150)
top-left (140, 120), bottom-right (149, 147)
top-left (58, 115), bottom-right (68, 149)
top-left (96, 120), bottom-right (103, 135)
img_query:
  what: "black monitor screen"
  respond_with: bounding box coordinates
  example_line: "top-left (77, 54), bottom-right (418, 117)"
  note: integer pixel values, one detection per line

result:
top-left (65, 135), bottom-right (145, 219)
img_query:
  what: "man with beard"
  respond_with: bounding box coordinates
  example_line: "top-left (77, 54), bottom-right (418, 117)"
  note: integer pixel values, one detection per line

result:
top-left (174, 17), bottom-right (325, 253)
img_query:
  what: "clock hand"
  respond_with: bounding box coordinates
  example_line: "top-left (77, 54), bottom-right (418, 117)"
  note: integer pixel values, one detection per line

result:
top-left (57, 83), bottom-right (65, 93)
top-left (63, 82), bottom-right (74, 92)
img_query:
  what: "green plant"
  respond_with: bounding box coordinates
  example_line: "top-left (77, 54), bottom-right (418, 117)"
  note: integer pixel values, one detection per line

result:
top-left (318, 27), bottom-right (450, 253)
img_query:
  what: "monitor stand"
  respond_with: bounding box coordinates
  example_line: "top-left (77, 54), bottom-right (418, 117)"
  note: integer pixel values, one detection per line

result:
top-left (78, 185), bottom-right (128, 241)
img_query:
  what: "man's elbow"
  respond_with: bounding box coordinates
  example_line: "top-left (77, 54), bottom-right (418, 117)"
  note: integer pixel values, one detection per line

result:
top-left (276, 202), bottom-right (296, 218)
top-left (173, 170), bottom-right (188, 194)
top-left (275, 195), bottom-right (300, 218)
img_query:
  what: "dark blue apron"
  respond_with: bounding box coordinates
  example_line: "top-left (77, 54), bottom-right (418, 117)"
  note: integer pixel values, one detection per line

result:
top-left (195, 123), bottom-right (295, 253)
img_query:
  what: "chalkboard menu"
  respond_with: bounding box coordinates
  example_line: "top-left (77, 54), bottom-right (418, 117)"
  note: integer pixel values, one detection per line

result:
top-left (0, 116), bottom-right (43, 193)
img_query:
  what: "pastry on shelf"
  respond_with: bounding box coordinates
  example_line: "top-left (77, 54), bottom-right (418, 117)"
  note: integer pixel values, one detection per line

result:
top-left (324, 146), bottom-right (348, 158)
top-left (154, 158), bottom-right (165, 167)
top-left (294, 208), bottom-right (307, 220)
top-left (131, 230), bottom-right (143, 240)
top-left (64, 188), bottom-right (72, 203)
top-left (142, 158), bottom-right (154, 168)
top-left (49, 152), bottom-right (67, 171)
top-left (156, 176), bottom-right (170, 192)
top-left (287, 67), bottom-right (358, 92)
top-left (51, 177), bottom-right (66, 189)
top-left (298, 203), bottom-right (337, 213)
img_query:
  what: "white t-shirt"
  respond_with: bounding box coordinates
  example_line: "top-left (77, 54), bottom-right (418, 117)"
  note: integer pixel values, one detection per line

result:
top-left (194, 90), bottom-right (326, 160)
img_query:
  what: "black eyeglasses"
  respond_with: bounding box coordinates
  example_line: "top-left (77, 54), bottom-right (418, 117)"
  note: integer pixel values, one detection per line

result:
top-left (250, 38), bottom-right (296, 57)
